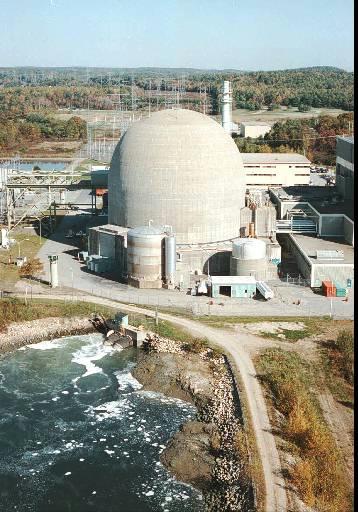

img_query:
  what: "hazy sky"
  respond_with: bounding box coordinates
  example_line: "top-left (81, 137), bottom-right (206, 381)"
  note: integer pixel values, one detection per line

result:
top-left (0, 0), bottom-right (354, 70)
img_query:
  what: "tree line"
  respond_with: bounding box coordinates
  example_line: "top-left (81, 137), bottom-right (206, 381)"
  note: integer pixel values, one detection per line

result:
top-left (0, 66), bottom-right (354, 113)
top-left (0, 114), bottom-right (86, 152)
top-left (234, 112), bottom-right (354, 165)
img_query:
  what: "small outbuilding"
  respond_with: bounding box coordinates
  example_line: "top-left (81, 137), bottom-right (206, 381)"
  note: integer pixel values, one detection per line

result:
top-left (209, 275), bottom-right (256, 298)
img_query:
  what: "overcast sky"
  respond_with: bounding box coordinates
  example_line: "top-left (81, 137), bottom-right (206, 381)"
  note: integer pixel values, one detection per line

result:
top-left (0, 0), bottom-right (354, 70)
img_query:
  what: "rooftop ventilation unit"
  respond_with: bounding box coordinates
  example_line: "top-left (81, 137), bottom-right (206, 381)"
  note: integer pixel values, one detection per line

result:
top-left (316, 250), bottom-right (344, 260)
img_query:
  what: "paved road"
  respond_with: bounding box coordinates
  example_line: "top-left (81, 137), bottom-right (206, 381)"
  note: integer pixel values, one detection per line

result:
top-left (22, 292), bottom-right (288, 512)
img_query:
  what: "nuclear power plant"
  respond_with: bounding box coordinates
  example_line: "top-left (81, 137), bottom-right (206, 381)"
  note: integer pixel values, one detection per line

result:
top-left (83, 80), bottom-right (354, 295)
top-left (88, 86), bottom-right (281, 291)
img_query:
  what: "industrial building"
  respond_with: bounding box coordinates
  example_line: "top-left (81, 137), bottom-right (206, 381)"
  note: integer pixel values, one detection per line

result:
top-left (86, 87), bottom-right (353, 295)
top-left (88, 104), bottom-right (280, 289)
top-left (270, 178), bottom-right (354, 289)
top-left (335, 136), bottom-right (354, 220)
top-left (242, 153), bottom-right (311, 188)
top-left (210, 275), bottom-right (256, 298)
top-left (240, 122), bottom-right (271, 139)
top-left (284, 234), bottom-right (354, 288)
top-left (270, 186), bottom-right (354, 244)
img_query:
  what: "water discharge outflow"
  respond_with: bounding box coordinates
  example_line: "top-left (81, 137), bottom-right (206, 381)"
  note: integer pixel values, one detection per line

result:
top-left (0, 334), bottom-right (203, 512)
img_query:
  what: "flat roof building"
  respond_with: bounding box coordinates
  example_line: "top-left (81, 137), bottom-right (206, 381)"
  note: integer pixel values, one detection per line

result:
top-left (270, 186), bottom-right (354, 245)
top-left (336, 136), bottom-right (354, 220)
top-left (285, 234), bottom-right (354, 288)
top-left (240, 122), bottom-right (271, 139)
top-left (242, 153), bottom-right (311, 188)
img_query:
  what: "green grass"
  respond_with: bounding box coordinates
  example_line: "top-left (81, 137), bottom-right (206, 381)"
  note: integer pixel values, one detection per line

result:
top-left (0, 233), bottom-right (46, 289)
top-left (128, 313), bottom-right (209, 352)
top-left (255, 348), bottom-right (351, 512)
top-left (0, 297), bottom-right (117, 333)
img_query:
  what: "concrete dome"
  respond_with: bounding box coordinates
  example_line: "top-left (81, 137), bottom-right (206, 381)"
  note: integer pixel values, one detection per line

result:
top-left (108, 109), bottom-right (245, 244)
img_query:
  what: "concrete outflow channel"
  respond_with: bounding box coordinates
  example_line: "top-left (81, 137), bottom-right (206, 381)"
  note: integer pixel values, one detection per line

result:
top-left (29, 293), bottom-right (288, 512)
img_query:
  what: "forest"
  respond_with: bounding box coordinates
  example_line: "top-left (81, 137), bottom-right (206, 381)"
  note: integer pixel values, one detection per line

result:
top-left (0, 66), bottom-right (354, 156)
top-left (234, 112), bottom-right (354, 165)
top-left (0, 66), bottom-right (354, 112)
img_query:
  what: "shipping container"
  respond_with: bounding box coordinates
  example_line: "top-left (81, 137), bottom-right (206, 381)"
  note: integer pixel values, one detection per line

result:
top-left (324, 286), bottom-right (336, 297)
top-left (334, 284), bottom-right (347, 297)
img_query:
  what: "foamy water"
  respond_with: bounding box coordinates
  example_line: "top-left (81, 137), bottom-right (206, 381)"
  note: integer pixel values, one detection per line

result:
top-left (0, 334), bottom-right (203, 511)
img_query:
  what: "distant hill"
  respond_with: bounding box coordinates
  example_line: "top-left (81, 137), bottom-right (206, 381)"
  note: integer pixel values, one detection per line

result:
top-left (0, 65), bottom-right (351, 75)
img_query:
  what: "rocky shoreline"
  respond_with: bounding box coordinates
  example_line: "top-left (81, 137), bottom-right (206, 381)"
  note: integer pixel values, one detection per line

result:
top-left (0, 316), bottom-right (96, 355)
top-left (1, 317), bottom-right (255, 510)
top-left (134, 333), bottom-right (255, 512)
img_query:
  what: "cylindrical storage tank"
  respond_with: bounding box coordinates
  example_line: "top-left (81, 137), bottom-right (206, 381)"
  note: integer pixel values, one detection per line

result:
top-left (266, 243), bottom-right (281, 264)
top-left (255, 206), bottom-right (277, 237)
top-left (248, 222), bottom-right (255, 237)
top-left (231, 239), bottom-right (267, 280)
top-left (240, 206), bottom-right (254, 231)
top-left (164, 235), bottom-right (176, 286)
top-left (232, 238), bottom-right (266, 260)
top-left (48, 255), bottom-right (59, 288)
top-left (127, 226), bottom-right (164, 288)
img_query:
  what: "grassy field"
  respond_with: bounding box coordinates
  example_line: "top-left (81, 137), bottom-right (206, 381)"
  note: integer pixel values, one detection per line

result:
top-left (255, 348), bottom-right (352, 512)
top-left (0, 233), bottom-right (46, 290)
top-left (230, 106), bottom-right (349, 125)
top-left (0, 297), bottom-right (117, 333)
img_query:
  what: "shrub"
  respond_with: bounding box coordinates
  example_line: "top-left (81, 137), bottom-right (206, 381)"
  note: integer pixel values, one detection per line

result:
top-left (335, 330), bottom-right (354, 383)
top-left (257, 349), bottom-right (351, 512)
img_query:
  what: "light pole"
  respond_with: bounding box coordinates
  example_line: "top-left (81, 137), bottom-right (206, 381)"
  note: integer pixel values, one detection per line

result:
top-left (18, 238), bottom-right (30, 258)
top-left (38, 218), bottom-right (42, 245)
top-left (70, 267), bottom-right (74, 302)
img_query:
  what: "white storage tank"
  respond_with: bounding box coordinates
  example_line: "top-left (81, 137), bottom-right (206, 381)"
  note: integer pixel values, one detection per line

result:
top-left (164, 234), bottom-right (176, 288)
top-left (232, 238), bottom-right (266, 260)
top-left (231, 238), bottom-right (268, 280)
top-left (127, 226), bottom-right (164, 288)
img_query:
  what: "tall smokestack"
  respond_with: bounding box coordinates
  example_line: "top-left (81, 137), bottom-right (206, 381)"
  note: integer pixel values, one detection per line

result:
top-left (221, 81), bottom-right (232, 134)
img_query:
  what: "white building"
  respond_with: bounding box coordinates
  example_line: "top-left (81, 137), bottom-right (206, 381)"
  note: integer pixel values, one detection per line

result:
top-left (242, 153), bottom-right (311, 188)
top-left (240, 122), bottom-right (271, 138)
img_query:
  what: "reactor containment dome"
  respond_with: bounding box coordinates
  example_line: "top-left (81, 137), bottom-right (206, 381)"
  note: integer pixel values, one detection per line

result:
top-left (108, 109), bottom-right (246, 244)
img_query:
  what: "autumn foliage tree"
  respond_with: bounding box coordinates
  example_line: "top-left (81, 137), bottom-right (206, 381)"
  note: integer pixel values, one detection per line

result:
top-left (19, 258), bottom-right (44, 280)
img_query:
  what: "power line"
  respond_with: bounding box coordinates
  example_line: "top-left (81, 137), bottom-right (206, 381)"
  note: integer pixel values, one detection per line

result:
top-left (240, 132), bottom-right (354, 144)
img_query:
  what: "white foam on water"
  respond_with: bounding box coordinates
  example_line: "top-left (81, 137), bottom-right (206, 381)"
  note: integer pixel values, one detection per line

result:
top-left (85, 400), bottom-right (128, 422)
top-left (114, 370), bottom-right (143, 392)
top-left (28, 339), bottom-right (63, 350)
top-left (71, 336), bottom-right (115, 380)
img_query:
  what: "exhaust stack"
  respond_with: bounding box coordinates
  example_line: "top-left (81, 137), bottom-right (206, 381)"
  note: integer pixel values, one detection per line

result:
top-left (221, 81), bottom-right (232, 134)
